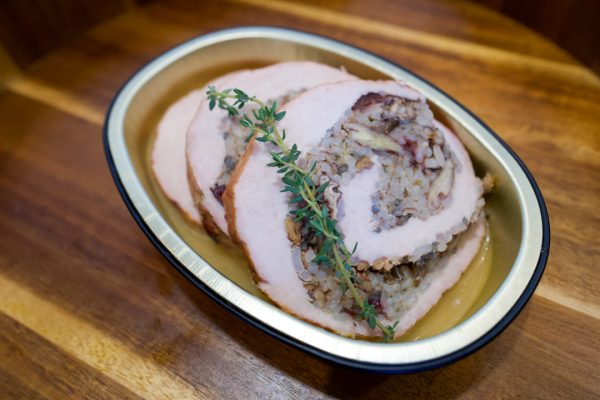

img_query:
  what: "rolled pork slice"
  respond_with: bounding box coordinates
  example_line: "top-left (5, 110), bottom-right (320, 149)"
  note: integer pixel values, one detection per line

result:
top-left (151, 71), bottom-right (244, 224)
top-left (225, 80), bottom-right (485, 338)
top-left (186, 61), bottom-right (356, 237)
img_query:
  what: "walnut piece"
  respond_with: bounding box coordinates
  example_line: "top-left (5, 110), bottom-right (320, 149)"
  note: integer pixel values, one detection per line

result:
top-left (285, 217), bottom-right (301, 244)
top-left (355, 156), bottom-right (374, 171)
top-left (372, 257), bottom-right (394, 272)
top-left (482, 173), bottom-right (495, 194)
top-left (356, 260), bottom-right (370, 271)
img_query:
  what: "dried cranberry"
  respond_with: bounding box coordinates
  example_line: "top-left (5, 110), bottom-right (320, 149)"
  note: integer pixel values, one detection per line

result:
top-left (368, 291), bottom-right (383, 313)
top-left (210, 184), bottom-right (226, 204)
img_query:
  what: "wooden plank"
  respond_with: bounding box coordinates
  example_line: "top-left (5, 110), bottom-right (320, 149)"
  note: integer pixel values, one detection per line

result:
top-left (0, 314), bottom-right (144, 400)
top-left (0, 89), bottom-right (598, 397)
top-left (7, 78), bottom-right (104, 124)
top-left (6, 0), bottom-right (598, 117)
top-left (1, 1), bottom-right (599, 397)
top-left (473, 0), bottom-right (600, 73)
top-left (234, 0), bottom-right (597, 84)
top-left (289, 0), bottom-right (578, 64)
top-left (0, 0), bottom-right (135, 68)
top-left (0, 276), bottom-right (214, 400)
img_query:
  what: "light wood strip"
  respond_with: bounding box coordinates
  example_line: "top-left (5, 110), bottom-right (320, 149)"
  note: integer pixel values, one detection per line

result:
top-left (0, 273), bottom-right (209, 400)
top-left (535, 283), bottom-right (600, 320)
top-left (6, 77), bottom-right (105, 125)
top-left (233, 0), bottom-right (600, 86)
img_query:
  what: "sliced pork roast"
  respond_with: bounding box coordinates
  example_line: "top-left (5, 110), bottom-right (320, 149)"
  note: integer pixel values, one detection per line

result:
top-left (151, 71), bottom-right (243, 224)
top-left (186, 61), bottom-right (356, 237)
top-left (225, 80), bottom-right (487, 338)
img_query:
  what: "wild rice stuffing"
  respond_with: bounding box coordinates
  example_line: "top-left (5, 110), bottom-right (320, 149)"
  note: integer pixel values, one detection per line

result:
top-left (301, 93), bottom-right (460, 232)
top-left (291, 92), bottom-right (484, 322)
top-left (210, 89), bottom-right (305, 203)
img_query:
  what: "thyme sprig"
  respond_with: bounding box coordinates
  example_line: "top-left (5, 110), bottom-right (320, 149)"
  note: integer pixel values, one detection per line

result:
top-left (207, 86), bottom-right (399, 342)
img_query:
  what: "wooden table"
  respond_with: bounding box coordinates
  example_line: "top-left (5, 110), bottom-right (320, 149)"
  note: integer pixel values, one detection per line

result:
top-left (1, 1), bottom-right (598, 398)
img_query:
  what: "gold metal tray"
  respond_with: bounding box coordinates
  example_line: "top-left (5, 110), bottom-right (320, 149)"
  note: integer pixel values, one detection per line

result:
top-left (104, 27), bottom-right (549, 372)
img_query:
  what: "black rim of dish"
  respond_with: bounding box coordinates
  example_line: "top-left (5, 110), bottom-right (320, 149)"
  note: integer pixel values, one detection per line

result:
top-left (102, 27), bottom-right (550, 374)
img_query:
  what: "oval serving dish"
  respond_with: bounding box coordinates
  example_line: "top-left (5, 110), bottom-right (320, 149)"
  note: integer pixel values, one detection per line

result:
top-left (103, 27), bottom-right (549, 373)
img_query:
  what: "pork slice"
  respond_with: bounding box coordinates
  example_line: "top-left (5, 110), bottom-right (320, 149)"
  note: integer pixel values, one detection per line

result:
top-left (225, 79), bottom-right (486, 338)
top-left (151, 90), bottom-right (204, 223)
top-left (151, 71), bottom-right (243, 224)
top-left (186, 61), bottom-right (357, 238)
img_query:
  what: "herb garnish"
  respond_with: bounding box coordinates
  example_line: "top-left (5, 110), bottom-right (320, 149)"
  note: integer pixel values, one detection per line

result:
top-left (207, 87), bottom-right (399, 341)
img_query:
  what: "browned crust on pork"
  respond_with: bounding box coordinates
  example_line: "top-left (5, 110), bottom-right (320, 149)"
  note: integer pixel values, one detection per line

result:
top-left (186, 162), bottom-right (228, 242)
top-left (150, 162), bottom-right (198, 225)
top-left (222, 137), bottom-right (265, 286)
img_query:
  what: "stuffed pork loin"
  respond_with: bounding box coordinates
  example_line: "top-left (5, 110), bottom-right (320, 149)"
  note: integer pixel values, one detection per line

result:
top-left (186, 62), bottom-right (356, 237)
top-left (225, 80), bottom-right (488, 338)
top-left (151, 71), bottom-right (244, 224)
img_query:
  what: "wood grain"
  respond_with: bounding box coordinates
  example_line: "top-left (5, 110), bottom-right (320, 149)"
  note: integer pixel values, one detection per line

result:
top-left (0, 0), bottom-right (599, 398)
top-left (473, 0), bottom-right (600, 73)
top-left (0, 315), bottom-right (143, 400)
top-left (0, 44), bottom-right (18, 85)
top-left (0, 0), bottom-right (141, 69)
